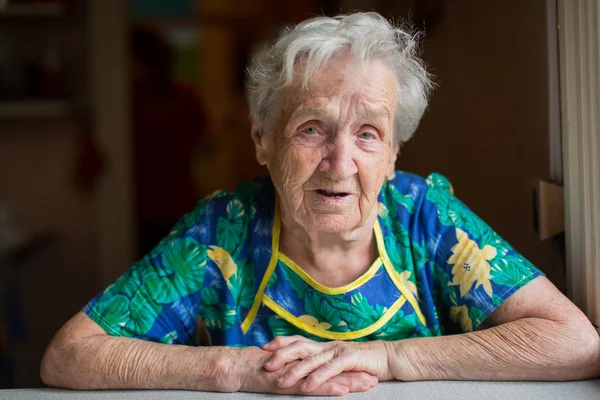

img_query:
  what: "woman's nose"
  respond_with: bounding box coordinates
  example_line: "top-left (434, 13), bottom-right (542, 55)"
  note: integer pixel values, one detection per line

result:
top-left (318, 138), bottom-right (358, 180)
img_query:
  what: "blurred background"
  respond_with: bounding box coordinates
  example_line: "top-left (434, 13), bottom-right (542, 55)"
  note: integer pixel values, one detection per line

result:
top-left (0, 0), bottom-right (564, 388)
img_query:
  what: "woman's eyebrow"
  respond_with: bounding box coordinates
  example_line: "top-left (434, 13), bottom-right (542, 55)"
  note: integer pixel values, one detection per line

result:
top-left (289, 105), bottom-right (329, 119)
top-left (356, 106), bottom-right (391, 122)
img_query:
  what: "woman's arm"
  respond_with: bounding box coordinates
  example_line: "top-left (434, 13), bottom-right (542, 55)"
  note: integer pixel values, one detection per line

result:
top-left (388, 276), bottom-right (600, 381)
top-left (40, 312), bottom-right (236, 391)
top-left (262, 277), bottom-right (600, 392)
top-left (41, 311), bottom-right (376, 395)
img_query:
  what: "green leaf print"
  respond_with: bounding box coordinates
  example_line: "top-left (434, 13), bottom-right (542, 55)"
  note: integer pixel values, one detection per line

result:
top-left (234, 181), bottom-right (261, 203)
top-left (269, 315), bottom-right (302, 337)
top-left (305, 291), bottom-right (383, 332)
top-left (229, 259), bottom-right (255, 309)
top-left (426, 173), bottom-right (454, 193)
top-left (389, 183), bottom-right (415, 214)
top-left (384, 225), bottom-right (412, 269)
top-left (350, 293), bottom-right (381, 323)
top-left (431, 264), bottom-right (458, 307)
top-left (266, 270), bottom-right (278, 288)
top-left (217, 199), bottom-right (246, 258)
top-left (161, 331), bottom-right (178, 344)
top-left (142, 270), bottom-right (181, 305)
top-left (159, 237), bottom-right (208, 302)
top-left (235, 181), bottom-right (261, 219)
top-left (167, 200), bottom-right (208, 238)
top-left (426, 186), bottom-right (498, 247)
top-left (94, 290), bottom-right (159, 336)
top-left (93, 293), bottom-right (130, 331)
top-left (281, 263), bottom-right (309, 300)
top-left (300, 290), bottom-right (344, 330)
top-left (411, 239), bottom-right (428, 269)
top-left (384, 219), bottom-right (427, 274)
top-left (374, 309), bottom-right (421, 340)
top-left (199, 287), bottom-right (236, 331)
top-left (468, 304), bottom-right (486, 329)
top-left (489, 254), bottom-right (527, 288)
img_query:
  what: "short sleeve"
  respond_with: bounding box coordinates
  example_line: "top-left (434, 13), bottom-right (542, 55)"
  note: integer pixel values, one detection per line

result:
top-left (423, 173), bottom-right (544, 333)
top-left (83, 199), bottom-right (211, 345)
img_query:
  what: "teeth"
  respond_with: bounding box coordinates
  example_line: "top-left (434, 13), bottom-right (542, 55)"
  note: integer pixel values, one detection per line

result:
top-left (317, 189), bottom-right (347, 197)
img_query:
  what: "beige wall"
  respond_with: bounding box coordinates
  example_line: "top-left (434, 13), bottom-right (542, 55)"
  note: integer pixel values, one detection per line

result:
top-left (391, 0), bottom-right (566, 289)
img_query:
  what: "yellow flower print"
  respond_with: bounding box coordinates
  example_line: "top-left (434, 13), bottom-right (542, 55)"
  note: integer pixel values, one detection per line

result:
top-left (207, 246), bottom-right (237, 281)
top-left (396, 270), bottom-right (418, 299)
top-left (298, 315), bottom-right (332, 330)
top-left (448, 228), bottom-right (496, 298)
top-left (449, 305), bottom-right (473, 332)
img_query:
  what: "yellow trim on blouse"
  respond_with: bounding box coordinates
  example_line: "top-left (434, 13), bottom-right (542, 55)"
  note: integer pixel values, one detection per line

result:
top-left (263, 294), bottom-right (407, 341)
top-left (373, 219), bottom-right (427, 326)
top-left (240, 196), bottom-right (281, 334)
top-left (278, 253), bottom-right (383, 295)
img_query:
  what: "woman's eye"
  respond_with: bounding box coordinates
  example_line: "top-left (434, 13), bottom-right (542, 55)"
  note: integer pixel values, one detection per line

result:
top-left (302, 127), bottom-right (318, 135)
top-left (359, 132), bottom-right (375, 140)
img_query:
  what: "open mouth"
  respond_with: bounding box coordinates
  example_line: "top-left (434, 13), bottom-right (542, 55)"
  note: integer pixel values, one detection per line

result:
top-left (315, 189), bottom-right (349, 198)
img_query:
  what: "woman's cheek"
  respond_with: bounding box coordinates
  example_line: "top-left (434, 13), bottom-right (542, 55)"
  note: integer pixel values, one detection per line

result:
top-left (288, 146), bottom-right (322, 175)
top-left (276, 145), bottom-right (314, 188)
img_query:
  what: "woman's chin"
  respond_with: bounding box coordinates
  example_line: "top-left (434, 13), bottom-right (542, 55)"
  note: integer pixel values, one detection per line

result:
top-left (305, 212), bottom-right (360, 234)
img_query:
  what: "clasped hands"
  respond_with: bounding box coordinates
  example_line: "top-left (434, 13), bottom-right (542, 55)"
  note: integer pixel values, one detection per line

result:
top-left (239, 335), bottom-right (402, 396)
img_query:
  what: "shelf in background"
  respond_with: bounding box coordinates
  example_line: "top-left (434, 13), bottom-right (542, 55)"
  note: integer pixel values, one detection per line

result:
top-left (0, 100), bottom-right (71, 119)
top-left (0, 2), bottom-right (66, 18)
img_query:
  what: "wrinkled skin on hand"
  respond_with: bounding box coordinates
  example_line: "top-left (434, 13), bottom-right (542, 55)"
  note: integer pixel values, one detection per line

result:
top-left (224, 345), bottom-right (378, 396)
top-left (261, 335), bottom-right (393, 393)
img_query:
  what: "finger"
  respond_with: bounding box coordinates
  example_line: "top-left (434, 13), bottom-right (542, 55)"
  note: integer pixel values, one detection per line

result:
top-left (269, 362), bottom-right (348, 397)
top-left (328, 372), bottom-right (379, 393)
top-left (301, 353), bottom-right (357, 393)
top-left (263, 335), bottom-right (311, 351)
top-left (304, 381), bottom-right (349, 397)
top-left (265, 341), bottom-right (323, 372)
top-left (276, 349), bottom-right (335, 388)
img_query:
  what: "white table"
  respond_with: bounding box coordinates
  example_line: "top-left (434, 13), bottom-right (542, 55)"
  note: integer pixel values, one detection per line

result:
top-left (2, 380), bottom-right (599, 400)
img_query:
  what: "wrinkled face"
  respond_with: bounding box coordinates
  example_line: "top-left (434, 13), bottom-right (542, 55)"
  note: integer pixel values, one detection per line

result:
top-left (252, 54), bottom-right (399, 234)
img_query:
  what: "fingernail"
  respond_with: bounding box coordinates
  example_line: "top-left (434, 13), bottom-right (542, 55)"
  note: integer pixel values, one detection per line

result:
top-left (300, 381), bottom-right (309, 391)
top-left (264, 361), bottom-right (272, 367)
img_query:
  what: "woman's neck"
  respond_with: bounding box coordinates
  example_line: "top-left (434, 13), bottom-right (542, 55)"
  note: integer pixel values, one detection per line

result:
top-left (278, 209), bottom-right (378, 288)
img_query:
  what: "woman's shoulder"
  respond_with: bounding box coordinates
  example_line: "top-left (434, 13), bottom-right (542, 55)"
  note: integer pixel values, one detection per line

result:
top-left (386, 170), bottom-right (454, 196)
top-left (196, 177), bottom-right (272, 211)
top-left (172, 177), bottom-right (273, 241)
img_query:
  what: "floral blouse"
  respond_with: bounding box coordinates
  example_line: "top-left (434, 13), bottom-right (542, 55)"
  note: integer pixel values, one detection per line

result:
top-left (84, 171), bottom-right (543, 346)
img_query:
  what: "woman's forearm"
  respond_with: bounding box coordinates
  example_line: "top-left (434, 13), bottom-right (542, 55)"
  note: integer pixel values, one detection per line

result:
top-left (388, 317), bottom-right (600, 381)
top-left (41, 334), bottom-right (239, 391)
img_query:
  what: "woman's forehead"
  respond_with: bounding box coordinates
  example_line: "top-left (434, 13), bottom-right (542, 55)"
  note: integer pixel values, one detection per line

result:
top-left (280, 58), bottom-right (397, 119)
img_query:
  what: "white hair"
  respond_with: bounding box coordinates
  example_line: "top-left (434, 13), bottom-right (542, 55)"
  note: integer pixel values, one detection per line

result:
top-left (246, 12), bottom-right (434, 143)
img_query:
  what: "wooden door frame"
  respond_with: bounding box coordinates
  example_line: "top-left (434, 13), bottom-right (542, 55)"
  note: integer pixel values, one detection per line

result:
top-left (89, 0), bottom-right (137, 287)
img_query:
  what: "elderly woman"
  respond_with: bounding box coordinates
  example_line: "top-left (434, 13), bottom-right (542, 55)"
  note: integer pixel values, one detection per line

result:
top-left (41, 12), bottom-right (599, 396)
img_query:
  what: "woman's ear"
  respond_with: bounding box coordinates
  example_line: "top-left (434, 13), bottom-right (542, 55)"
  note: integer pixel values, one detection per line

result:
top-left (387, 142), bottom-right (400, 177)
top-left (251, 122), bottom-right (269, 166)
